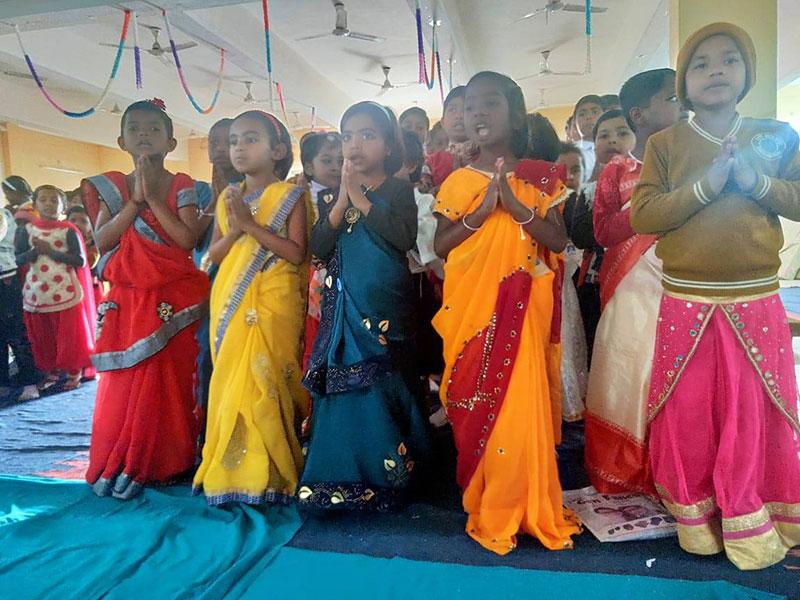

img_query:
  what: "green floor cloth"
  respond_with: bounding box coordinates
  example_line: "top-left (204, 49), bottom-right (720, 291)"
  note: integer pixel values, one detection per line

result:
top-left (245, 547), bottom-right (782, 600)
top-left (0, 476), bottom-right (782, 600)
top-left (0, 476), bottom-right (302, 599)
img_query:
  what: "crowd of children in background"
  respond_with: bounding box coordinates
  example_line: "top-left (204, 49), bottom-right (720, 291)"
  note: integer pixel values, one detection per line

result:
top-left (2, 21), bottom-right (799, 571)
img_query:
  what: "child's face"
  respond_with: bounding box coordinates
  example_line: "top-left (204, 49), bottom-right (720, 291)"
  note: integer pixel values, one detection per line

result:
top-left (307, 141), bottom-right (343, 189)
top-left (557, 151), bottom-right (584, 193)
top-left (574, 102), bottom-right (603, 139)
top-left (638, 75), bottom-right (681, 133)
top-left (342, 114), bottom-right (389, 176)
top-left (208, 123), bottom-right (233, 169)
top-left (594, 116), bottom-right (635, 164)
top-left (426, 127), bottom-right (448, 154)
top-left (442, 97), bottom-right (466, 143)
top-left (229, 116), bottom-right (282, 176)
top-left (34, 189), bottom-right (62, 220)
top-left (119, 109), bottom-right (174, 158)
top-left (685, 35), bottom-right (746, 111)
top-left (464, 78), bottom-right (513, 148)
top-left (65, 194), bottom-right (83, 209)
top-left (400, 113), bottom-right (429, 145)
top-left (68, 213), bottom-right (92, 240)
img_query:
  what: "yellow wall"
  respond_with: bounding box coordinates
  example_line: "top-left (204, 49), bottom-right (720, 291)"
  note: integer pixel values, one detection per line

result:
top-left (2, 123), bottom-right (210, 192)
top-left (669, 0), bottom-right (777, 118)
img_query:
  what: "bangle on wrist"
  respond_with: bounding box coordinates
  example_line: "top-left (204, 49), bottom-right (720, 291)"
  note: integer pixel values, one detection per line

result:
top-left (513, 207), bottom-right (536, 240)
top-left (513, 207), bottom-right (536, 225)
top-left (462, 213), bottom-right (482, 232)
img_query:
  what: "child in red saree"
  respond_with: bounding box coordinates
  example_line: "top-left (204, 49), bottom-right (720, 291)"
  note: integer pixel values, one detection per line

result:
top-left (82, 99), bottom-right (209, 500)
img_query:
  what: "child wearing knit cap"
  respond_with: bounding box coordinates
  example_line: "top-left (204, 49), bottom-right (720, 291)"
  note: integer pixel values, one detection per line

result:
top-left (631, 23), bottom-right (800, 570)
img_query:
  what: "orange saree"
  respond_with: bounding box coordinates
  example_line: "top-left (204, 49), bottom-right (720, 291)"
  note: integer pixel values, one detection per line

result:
top-left (433, 165), bottom-right (580, 555)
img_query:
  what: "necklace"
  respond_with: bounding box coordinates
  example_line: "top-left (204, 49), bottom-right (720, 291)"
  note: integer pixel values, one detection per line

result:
top-left (344, 183), bottom-right (378, 234)
top-left (243, 186), bottom-right (265, 215)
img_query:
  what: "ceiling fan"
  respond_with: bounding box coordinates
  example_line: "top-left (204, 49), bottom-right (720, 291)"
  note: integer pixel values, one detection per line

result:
top-left (517, 50), bottom-right (585, 80)
top-left (357, 66), bottom-right (416, 96)
top-left (296, 1), bottom-right (385, 43)
top-left (517, 1), bottom-right (607, 23)
top-left (100, 24), bottom-right (198, 66)
top-left (226, 81), bottom-right (269, 105)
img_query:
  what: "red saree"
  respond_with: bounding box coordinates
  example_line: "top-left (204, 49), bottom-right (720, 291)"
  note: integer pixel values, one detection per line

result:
top-left (81, 171), bottom-right (209, 498)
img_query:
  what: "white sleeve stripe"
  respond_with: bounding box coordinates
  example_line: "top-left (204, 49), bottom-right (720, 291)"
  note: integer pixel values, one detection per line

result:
top-left (754, 175), bottom-right (771, 201)
top-left (694, 181), bottom-right (712, 205)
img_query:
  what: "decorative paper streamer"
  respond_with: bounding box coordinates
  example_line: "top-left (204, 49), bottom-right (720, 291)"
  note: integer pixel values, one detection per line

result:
top-left (262, 0), bottom-right (275, 110)
top-left (585, 0), bottom-right (593, 74)
top-left (435, 47), bottom-right (444, 103)
top-left (275, 81), bottom-right (289, 127)
top-left (162, 9), bottom-right (224, 115)
top-left (310, 106), bottom-right (317, 131)
top-left (14, 10), bottom-right (131, 118)
top-left (415, 1), bottom-right (437, 90)
top-left (132, 11), bottom-right (142, 89)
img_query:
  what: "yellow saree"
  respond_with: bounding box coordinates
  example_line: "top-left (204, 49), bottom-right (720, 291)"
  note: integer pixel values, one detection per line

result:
top-left (433, 165), bottom-right (580, 555)
top-left (193, 182), bottom-right (312, 505)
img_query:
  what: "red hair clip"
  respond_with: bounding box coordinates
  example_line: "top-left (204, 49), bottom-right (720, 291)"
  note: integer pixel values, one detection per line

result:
top-left (148, 98), bottom-right (167, 110)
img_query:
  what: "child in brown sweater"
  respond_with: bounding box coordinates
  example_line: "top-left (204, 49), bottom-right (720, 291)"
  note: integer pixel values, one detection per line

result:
top-left (631, 22), bottom-right (800, 570)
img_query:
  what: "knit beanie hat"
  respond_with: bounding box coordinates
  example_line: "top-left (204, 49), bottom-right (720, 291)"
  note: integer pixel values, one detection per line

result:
top-left (676, 22), bottom-right (756, 109)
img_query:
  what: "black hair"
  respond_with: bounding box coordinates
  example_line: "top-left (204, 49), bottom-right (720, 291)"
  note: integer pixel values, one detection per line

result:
top-left (340, 102), bottom-right (404, 176)
top-left (600, 94), bottom-right (621, 111)
top-left (619, 68), bottom-right (676, 130)
top-left (209, 117), bottom-right (234, 135)
top-left (592, 109), bottom-right (626, 140)
top-left (400, 129), bottom-right (424, 183)
top-left (442, 86), bottom-right (466, 115)
top-left (467, 71), bottom-right (529, 158)
top-left (121, 100), bottom-right (174, 139)
top-left (559, 141), bottom-right (586, 172)
top-left (233, 110), bottom-right (294, 180)
top-left (66, 204), bottom-right (88, 219)
top-left (2, 175), bottom-right (32, 200)
top-left (525, 113), bottom-right (561, 162)
top-left (33, 184), bottom-right (65, 204)
top-left (300, 131), bottom-right (342, 179)
top-left (399, 106), bottom-right (430, 128)
top-left (573, 94), bottom-right (603, 115)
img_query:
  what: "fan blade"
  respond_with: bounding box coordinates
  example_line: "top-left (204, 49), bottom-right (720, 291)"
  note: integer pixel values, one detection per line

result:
top-left (173, 42), bottom-right (198, 52)
top-left (158, 54), bottom-right (173, 68)
top-left (345, 31), bottom-right (385, 43)
top-left (356, 79), bottom-right (383, 87)
top-left (516, 73), bottom-right (542, 81)
top-left (550, 70), bottom-right (585, 76)
top-left (295, 32), bottom-right (331, 41)
top-left (562, 4), bottom-right (607, 12)
top-left (100, 42), bottom-right (133, 49)
top-left (516, 8), bottom-right (547, 21)
top-left (391, 82), bottom-right (418, 88)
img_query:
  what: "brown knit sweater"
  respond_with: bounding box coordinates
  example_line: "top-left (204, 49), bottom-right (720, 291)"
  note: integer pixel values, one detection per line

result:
top-left (631, 115), bottom-right (800, 297)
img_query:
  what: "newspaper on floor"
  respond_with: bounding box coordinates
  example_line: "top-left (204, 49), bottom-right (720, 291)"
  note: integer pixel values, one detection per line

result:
top-left (563, 486), bottom-right (677, 542)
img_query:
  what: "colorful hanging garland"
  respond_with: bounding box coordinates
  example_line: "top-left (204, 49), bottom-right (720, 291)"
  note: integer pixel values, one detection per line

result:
top-left (585, 0), bottom-right (593, 74)
top-left (162, 10), bottom-right (224, 115)
top-left (14, 9), bottom-right (131, 118)
top-left (415, 1), bottom-right (436, 90)
top-left (262, 0), bottom-right (275, 109)
top-left (132, 11), bottom-right (143, 89)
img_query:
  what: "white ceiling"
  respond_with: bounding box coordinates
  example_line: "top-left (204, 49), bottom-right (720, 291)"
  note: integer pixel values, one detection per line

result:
top-left (0, 0), bottom-right (797, 152)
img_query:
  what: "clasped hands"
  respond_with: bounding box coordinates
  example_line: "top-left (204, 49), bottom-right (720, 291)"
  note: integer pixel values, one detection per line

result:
top-left (465, 157), bottom-right (533, 228)
top-left (706, 135), bottom-right (760, 197)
